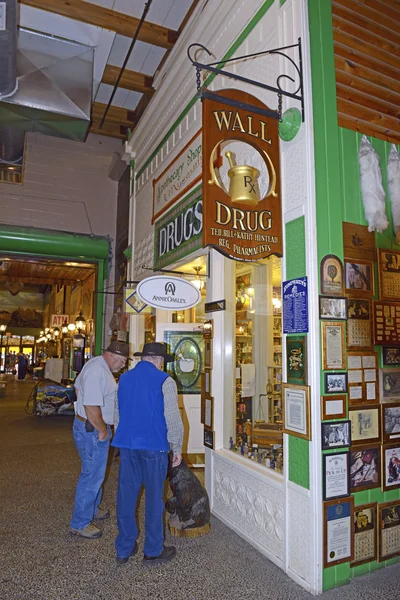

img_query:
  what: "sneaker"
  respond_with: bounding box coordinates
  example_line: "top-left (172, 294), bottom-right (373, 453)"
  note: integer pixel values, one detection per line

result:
top-left (116, 542), bottom-right (139, 565)
top-left (94, 508), bottom-right (110, 521)
top-left (143, 546), bottom-right (176, 566)
top-left (70, 523), bottom-right (102, 539)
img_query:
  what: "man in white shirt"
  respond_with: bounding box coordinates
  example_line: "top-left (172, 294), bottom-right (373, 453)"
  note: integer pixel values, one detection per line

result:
top-left (69, 341), bottom-right (129, 539)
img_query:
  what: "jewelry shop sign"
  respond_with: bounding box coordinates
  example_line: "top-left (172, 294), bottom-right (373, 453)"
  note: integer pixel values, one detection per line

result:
top-left (152, 131), bottom-right (202, 223)
top-left (202, 88), bottom-right (282, 261)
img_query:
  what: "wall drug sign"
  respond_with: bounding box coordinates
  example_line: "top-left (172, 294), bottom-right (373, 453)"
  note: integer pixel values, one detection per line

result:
top-left (202, 89), bottom-right (282, 261)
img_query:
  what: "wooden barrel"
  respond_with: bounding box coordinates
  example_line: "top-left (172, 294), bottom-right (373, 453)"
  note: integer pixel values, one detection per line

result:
top-left (168, 522), bottom-right (211, 538)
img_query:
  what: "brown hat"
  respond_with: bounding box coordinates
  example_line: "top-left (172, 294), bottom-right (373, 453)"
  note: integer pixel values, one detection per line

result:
top-left (104, 341), bottom-right (131, 359)
top-left (133, 342), bottom-right (174, 363)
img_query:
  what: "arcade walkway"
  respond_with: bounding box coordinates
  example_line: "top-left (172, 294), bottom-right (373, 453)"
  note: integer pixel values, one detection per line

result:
top-left (0, 380), bottom-right (398, 600)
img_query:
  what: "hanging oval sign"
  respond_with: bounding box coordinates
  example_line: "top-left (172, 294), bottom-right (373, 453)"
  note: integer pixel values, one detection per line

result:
top-left (136, 275), bottom-right (201, 310)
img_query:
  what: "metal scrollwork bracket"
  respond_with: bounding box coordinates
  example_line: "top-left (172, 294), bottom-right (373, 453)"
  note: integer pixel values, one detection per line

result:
top-left (187, 39), bottom-right (305, 122)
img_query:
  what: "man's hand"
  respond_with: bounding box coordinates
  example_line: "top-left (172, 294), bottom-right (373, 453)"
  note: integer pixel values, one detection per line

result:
top-left (172, 453), bottom-right (182, 467)
top-left (98, 427), bottom-right (108, 441)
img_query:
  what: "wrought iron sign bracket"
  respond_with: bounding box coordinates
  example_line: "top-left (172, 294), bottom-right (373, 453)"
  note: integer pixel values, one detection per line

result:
top-left (187, 39), bottom-right (304, 122)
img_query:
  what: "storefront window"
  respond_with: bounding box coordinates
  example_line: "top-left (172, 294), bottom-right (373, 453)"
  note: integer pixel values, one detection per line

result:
top-left (230, 258), bottom-right (283, 472)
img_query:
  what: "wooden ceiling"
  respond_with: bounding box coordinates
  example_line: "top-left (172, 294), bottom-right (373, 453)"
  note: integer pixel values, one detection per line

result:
top-left (0, 257), bottom-right (95, 287)
top-left (333, 0), bottom-right (400, 144)
top-left (19, 0), bottom-right (199, 140)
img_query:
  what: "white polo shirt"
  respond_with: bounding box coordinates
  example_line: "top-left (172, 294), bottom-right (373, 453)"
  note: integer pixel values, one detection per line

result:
top-left (74, 355), bottom-right (116, 425)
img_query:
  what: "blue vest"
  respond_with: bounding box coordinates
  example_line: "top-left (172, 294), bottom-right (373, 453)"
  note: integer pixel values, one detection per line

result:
top-left (112, 360), bottom-right (170, 451)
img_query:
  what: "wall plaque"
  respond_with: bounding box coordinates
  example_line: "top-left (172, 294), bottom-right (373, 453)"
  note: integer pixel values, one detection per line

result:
top-left (202, 88), bottom-right (282, 261)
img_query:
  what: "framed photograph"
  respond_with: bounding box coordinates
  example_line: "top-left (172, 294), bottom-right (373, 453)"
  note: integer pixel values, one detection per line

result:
top-left (373, 300), bottom-right (400, 346)
top-left (378, 248), bottom-right (400, 301)
top-left (351, 503), bottom-right (377, 567)
top-left (379, 368), bottom-right (400, 403)
top-left (382, 403), bottom-right (400, 443)
top-left (319, 296), bottom-right (347, 320)
top-left (324, 372), bottom-right (348, 394)
top-left (282, 384), bottom-right (311, 440)
top-left (382, 444), bottom-right (400, 492)
top-left (321, 322), bottom-right (346, 370)
top-left (204, 396), bottom-right (214, 430)
top-left (350, 445), bottom-right (380, 492)
top-left (378, 500), bottom-right (400, 561)
top-left (320, 254), bottom-right (344, 296)
top-left (203, 428), bottom-right (214, 449)
top-left (349, 406), bottom-right (381, 445)
top-left (286, 335), bottom-right (307, 385)
top-left (344, 259), bottom-right (374, 296)
top-left (321, 420), bottom-right (351, 450)
top-left (383, 347), bottom-right (400, 366)
top-left (204, 368), bottom-right (211, 395)
top-left (204, 339), bottom-right (212, 369)
top-left (321, 395), bottom-right (347, 420)
top-left (323, 451), bottom-right (351, 500)
top-left (323, 496), bottom-right (354, 568)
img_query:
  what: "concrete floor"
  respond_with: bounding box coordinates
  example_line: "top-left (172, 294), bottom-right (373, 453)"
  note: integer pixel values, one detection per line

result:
top-left (0, 379), bottom-right (398, 600)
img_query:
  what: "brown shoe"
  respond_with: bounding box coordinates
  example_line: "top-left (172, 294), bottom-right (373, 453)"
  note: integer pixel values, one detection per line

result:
top-left (143, 546), bottom-right (176, 565)
top-left (94, 507), bottom-right (110, 521)
top-left (70, 523), bottom-right (102, 539)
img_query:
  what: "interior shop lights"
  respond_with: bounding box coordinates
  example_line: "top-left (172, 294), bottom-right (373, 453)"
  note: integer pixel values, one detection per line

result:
top-left (75, 311), bottom-right (86, 333)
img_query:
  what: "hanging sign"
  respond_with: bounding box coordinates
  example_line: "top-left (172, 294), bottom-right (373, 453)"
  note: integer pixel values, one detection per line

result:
top-left (136, 276), bottom-right (201, 310)
top-left (283, 277), bottom-right (309, 334)
top-left (202, 88), bottom-right (282, 261)
top-left (152, 131), bottom-right (202, 223)
top-left (124, 289), bottom-right (151, 315)
top-left (51, 314), bottom-right (68, 327)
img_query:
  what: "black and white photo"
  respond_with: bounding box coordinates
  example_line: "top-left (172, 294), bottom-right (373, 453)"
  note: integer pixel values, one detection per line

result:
top-left (322, 420), bottom-right (351, 450)
top-left (324, 372), bottom-right (348, 394)
top-left (319, 296), bottom-right (347, 320)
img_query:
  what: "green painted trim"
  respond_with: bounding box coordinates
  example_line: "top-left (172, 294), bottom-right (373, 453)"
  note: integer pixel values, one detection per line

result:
top-left (136, 0), bottom-right (275, 180)
top-left (0, 224), bottom-right (109, 261)
top-left (123, 245), bottom-right (132, 260)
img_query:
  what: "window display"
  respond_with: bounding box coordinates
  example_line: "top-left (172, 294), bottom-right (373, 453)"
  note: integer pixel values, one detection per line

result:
top-left (230, 259), bottom-right (283, 472)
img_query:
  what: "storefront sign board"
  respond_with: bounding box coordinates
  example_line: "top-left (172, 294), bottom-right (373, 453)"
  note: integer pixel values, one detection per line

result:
top-left (283, 277), bottom-right (308, 333)
top-left (205, 300), bottom-right (226, 313)
top-left (152, 131), bottom-right (202, 223)
top-left (51, 314), bottom-right (68, 327)
top-left (124, 289), bottom-right (151, 315)
top-left (202, 88), bottom-right (282, 261)
top-left (136, 275), bottom-right (201, 310)
top-left (154, 185), bottom-right (202, 270)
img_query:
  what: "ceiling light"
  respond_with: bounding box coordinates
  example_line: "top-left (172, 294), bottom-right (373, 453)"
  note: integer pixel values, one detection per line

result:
top-left (68, 323), bottom-right (76, 332)
top-left (191, 266), bottom-right (205, 290)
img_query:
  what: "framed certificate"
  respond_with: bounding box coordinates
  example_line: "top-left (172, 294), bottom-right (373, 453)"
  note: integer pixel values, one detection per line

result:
top-left (323, 451), bottom-right (350, 500)
top-left (282, 384), bottom-right (311, 440)
top-left (351, 503), bottom-right (377, 567)
top-left (321, 395), bottom-right (347, 420)
top-left (323, 496), bottom-right (354, 567)
top-left (322, 321), bottom-right (346, 370)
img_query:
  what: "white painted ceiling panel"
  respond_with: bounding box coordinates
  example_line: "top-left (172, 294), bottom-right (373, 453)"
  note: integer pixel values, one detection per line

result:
top-left (123, 91), bottom-right (143, 110)
top-left (95, 83), bottom-right (130, 107)
top-left (163, 0), bottom-right (195, 28)
top-left (113, 0), bottom-right (174, 25)
top-left (108, 36), bottom-right (166, 74)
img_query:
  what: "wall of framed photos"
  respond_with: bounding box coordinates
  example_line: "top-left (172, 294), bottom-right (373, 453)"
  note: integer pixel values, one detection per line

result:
top-left (311, 0), bottom-right (400, 590)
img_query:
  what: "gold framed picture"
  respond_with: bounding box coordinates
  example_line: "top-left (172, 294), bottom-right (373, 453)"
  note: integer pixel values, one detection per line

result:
top-left (377, 500), bottom-right (400, 561)
top-left (282, 383), bottom-right (311, 440)
top-left (349, 406), bottom-right (381, 445)
top-left (351, 502), bottom-right (377, 567)
top-left (321, 394), bottom-right (347, 420)
top-left (378, 248), bottom-right (400, 301)
top-left (320, 255), bottom-right (344, 296)
top-left (321, 321), bottom-right (346, 370)
top-left (323, 496), bottom-right (354, 568)
top-left (344, 259), bottom-right (374, 297)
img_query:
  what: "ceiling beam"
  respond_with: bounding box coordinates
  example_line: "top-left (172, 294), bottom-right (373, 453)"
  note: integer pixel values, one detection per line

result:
top-left (19, 0), bottom-right (179, 49)
top-left (91, 102), bottom-right (134, 127)
top-left (102, 65), bottom-right (154, 96)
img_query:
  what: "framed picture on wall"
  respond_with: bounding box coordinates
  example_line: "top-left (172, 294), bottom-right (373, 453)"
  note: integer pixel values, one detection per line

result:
top-left (203, 428), bottom-right (214, 449)
top-left (282, 384), bottom-right (311, 440)
top-left (378, 500), bottom-right (400, 561)
top-left (319, 296), bottom-right (347, 320)
top-left (323, 496), bottom-right (354, 568)
top-left (321, 395), bottom-right (347, 420)
top-left (344, 259), bottom-right (374, 297)
top-left (379, 368), bottom-right (400, 403)
top-left (320, 255), bottom-right (344, 296)
top-left (349, 445), bottom-right (380, 493)
top-left (286, 336), bottom-right (307, 385)
top-left (351, 503), bottom-right (377, 567)
top-left (347, 298), bottom-right (372, 349)
top-left (382, 403), bottom-right (400, 443)
top-left (204, 339), bottom-right (212, 369)
top-left (381, 444), bottom-right (400, 492)
top-left (324, 372), bottom-right (348, 394)
top-left (378, 248), bottom-right (400, 301)
top-left (323, 452), bottom-right (351, 500)
top-left (321, 420), bottom-right (351, 450)
top-left (382, 347), bottom-right (400, 366)
top-left (349, 406), bottom-right (381, 445)
top-left (321, 321), bottom-right (346, 370)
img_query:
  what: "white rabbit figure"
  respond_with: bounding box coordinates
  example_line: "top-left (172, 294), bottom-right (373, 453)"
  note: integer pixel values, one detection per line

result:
top-left (387, 144), bottom-right (400, 243)
top-left (358, 135), bottom-right (388, 233)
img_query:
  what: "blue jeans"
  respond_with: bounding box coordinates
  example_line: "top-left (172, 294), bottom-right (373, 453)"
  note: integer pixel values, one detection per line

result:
top-left (115, 449), bottom-right (168, 558)
top-left (70, 418), bottom-right (111, 530)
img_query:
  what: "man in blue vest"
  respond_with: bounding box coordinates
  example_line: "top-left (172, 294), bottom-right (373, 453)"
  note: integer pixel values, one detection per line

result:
top-left (112, 342), bottom-right (183, 566)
